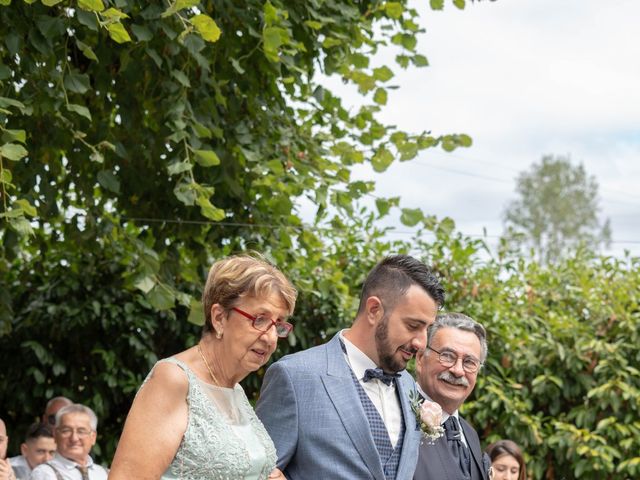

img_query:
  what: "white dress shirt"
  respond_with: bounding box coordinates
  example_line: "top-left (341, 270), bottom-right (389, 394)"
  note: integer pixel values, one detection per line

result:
top-left (340, 331), bottom-right (403, 447)
top-left (9, 455), bottom-right (31, 479)
top-left (29, 453), bottom-right (108, 480)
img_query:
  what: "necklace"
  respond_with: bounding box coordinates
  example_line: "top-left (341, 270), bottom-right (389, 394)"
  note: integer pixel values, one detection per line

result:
top-left (197, 343), bottom-right (221, 386)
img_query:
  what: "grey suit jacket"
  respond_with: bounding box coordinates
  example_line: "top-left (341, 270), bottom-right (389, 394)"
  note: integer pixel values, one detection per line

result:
top-left (413, 415), bottom-right (490, 480)
top-left (255, 333), bottom-right (422, 480)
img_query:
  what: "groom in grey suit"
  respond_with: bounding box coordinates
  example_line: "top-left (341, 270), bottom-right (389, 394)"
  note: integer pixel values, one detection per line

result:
top-left (413, 313), bottom-right (491, 480)
top-left (256, 255), bottom-right (445, 480)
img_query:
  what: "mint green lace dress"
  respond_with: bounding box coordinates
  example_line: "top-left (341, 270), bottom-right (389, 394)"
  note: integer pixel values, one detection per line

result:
top-left (145, 358), bottom-right (277, 480)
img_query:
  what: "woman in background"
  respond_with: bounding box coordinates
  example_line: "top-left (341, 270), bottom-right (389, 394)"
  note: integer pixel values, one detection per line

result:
top-left (109, 253), bottom-right (297, 480)
top-left (486, 439), bottom-right (527, 480)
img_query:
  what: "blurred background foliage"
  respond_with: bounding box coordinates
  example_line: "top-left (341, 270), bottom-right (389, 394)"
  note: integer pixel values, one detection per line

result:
top-left (0, 1), bottom-right (638, 478)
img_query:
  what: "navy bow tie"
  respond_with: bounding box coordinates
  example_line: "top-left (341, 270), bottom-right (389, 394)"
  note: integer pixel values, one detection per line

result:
top-left (363, 368), bottom-right (400, 386)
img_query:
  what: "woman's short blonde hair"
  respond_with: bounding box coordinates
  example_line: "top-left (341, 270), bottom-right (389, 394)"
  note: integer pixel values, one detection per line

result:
top-left (202, 253), bottom-right (297, 333)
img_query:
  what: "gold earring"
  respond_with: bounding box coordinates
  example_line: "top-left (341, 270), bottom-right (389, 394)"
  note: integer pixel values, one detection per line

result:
top-left (216, 331), bottom-right (222, 339)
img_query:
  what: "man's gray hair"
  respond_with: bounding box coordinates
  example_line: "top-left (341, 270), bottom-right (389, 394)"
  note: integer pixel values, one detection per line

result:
top-left (45, 396), bottom-right (72, 411)
top-left (55, 404), bottom-right (98, 431)
top-left (427, 312), bottom-right (488, 363)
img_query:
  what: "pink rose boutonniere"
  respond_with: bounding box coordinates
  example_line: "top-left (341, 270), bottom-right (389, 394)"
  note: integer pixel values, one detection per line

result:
top-left (409, 390), bottom-right (445, 444)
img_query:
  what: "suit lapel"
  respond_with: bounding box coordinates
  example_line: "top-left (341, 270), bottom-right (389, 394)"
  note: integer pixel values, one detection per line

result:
top-left (323, 335), bottom-right (386, 480)
top-left (395, 375), bottom-right (419, 479)
top-left (460, 417), bottom-right (487, 480)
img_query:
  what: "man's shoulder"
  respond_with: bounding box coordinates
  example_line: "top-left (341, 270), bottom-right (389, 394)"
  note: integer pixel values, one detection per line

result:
top-left (30, 462), bottom-right (58, 480)
top-left (8, 455), bottom-right (28, 467)
top-left (272, 338), bottom-right (334, 369)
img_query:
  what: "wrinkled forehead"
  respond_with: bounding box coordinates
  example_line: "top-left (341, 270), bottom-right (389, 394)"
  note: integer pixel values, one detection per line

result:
top-left (58, 412), bottom-right (92, 428)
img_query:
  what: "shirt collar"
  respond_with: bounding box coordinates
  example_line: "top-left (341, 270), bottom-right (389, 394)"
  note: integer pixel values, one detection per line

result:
top-left (53, 452), bottom-right (95, 470)
top-left (339, 329), bottom-right (379, 381)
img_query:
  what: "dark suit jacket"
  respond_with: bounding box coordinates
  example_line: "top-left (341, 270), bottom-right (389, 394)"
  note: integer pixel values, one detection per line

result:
top-left (413, 415), bottom-right (490, 480)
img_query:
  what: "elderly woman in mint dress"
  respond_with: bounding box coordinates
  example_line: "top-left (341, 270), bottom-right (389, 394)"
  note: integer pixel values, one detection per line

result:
top-left (109, 254), bottom-right (297, 480)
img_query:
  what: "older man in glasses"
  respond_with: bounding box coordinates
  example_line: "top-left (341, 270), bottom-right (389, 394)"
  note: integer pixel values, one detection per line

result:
top-left (31, 404), bottom-right (107, 480)
top-left (413, 313), bottom-right (492, 480)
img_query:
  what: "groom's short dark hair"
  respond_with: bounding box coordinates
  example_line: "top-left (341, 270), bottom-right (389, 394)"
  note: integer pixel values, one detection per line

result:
top-left (357, 255), bottom-right (444, 314)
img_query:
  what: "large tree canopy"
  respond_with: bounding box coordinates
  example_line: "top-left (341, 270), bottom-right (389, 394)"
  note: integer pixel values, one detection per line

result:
top-left (0, 0), bottom-right (472, 321)
top-left (502, 154), bottom-right (611, 264)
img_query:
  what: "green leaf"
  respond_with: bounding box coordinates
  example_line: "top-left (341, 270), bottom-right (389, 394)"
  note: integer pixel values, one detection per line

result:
top-left (412, 54), bottom-right (429, 67)
top-left (384, 2), bottom-right (404, 19)
top-left (107, 23), bottom-right (132, 43)
top-left (458, 133), bottom-right (472, 147)
top-left (453, 0), bottom-right (466, 9)
top-left (373, 88), bottom-right (387, 105)
top-left (66, 103), bottom-right (92, 120)
top-left (78, 0), bottom-right (105, 12)
top-left (171, 69), bottom-right (191, 87)
top-left (1, 129), bottom-right (26, 144)
top-left (134, 275), bottom-right (155, 294)
top-left (187, 298), bottom-right (205, 326)
top-left (196, 196), bottom-right (225, 221)
top-left (131, 24), bottom-right (153, 42)
top-left (147, 284), bottom-right (175, 310)
top-left (371, 147), bottom-right (393, 173)
top-left (0, 97), bottom-right (25, 111)
top-left (230, 58), bottom-right (245, 74)
top-left (264, 0), bottom-right (277, 24)
top-left (263, 26), bottom-right (284, 62)
top-left (64, 72), bottom-right (91, 94)
top-left (167, 160), bottom-right (192, 176)
top-left (304, 20), bottom-right (323, 30)
top-left (0, 0), bottom-right (11, 5)
top-left (373, 66), bottom-right (394, 82)
top-left (0, 143), bottom-right (28, 161)
top-left (9, 216), bottom-right (34, 236)
top-left (400, 207), bottom-right (423, 227)
top-left (0, 168), bottom-right (12, 184)
top-left (42, 0), bottom-right (63, 5)
top-left (97, 170), bottom-right (120, 194)
top-left (191, 14), bottom-right (221, 43)
top-left (192, 122), bottom-right (212, 139)
top-left (375, 198), bottom-right (392, 217)
top-left (14, 199), bottom-right (36, 217)
top-left (101, 7), bottom-right (129, 19)
top-left (194, 149), bottom-right (220, 167)
top-left (430, 0), bottom-right (444, 10)
top-left (76, 40), bottom-right (98, 61)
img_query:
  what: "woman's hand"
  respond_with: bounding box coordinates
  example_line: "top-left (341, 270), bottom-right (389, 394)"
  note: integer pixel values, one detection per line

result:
top-left (268, 467), bottom-right (287, 479)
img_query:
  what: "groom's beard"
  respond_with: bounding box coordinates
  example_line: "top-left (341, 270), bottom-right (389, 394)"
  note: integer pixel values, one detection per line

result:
top-left (375, 315), bottom-right (417, 373)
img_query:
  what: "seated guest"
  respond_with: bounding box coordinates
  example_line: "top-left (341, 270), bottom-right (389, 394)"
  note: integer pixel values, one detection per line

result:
top-left (109, 254), bottom-right (297, 480)
top-left (30, 404), bottom-right (108, 480)
top-left (485, 439), bottom-right (527, 480)
top-left (8, 423), bottom-right (56, 479)
top-left (414, 313), bottom-right (492, 480)
top-left (42, 397), bottom-right (73, 428)
top-left (0, 417), bottom-right (16, 480)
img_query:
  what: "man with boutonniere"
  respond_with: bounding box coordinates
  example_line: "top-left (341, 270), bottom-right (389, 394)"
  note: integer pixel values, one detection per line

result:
top-left (257, 255), bottom-right (445, 480)
top-left (413, 313), bottom-right (492, 480)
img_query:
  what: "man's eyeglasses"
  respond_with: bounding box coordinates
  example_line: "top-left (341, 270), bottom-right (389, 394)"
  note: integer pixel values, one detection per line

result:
top-left (232, 307), bottom-right (293, 338)
top-left (427, 346), bottom-right (482, 374)
top-left (57, 427), bottom-right (92, 438)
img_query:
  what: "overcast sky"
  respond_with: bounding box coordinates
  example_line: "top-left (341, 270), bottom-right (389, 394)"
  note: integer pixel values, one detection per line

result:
top-left (320, 0), bottom-right (640, 258)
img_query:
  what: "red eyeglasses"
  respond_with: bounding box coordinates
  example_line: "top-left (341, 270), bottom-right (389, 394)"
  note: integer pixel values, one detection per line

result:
top-left (231, 307), bottom-right (293, 338)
